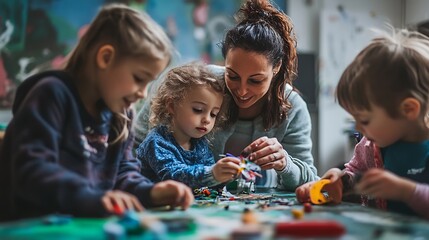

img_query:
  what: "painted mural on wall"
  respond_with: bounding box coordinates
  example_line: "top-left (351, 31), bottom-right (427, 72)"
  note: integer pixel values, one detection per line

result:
top-left (0, 0), bottom-right (286, 109)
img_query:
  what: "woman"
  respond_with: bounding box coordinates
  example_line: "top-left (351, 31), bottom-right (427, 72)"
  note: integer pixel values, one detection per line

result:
top-left (134, 0), bottom-right (318, 190)
top-left (212, 0), bottom-right (318, 190)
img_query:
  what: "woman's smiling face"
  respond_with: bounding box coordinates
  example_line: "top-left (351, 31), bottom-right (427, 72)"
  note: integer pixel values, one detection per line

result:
top-left (224, 48), bottom-right (277, 117)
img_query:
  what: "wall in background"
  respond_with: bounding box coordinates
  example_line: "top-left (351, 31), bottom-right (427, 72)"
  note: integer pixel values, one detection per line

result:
top-left (289, 0), bottom-right (403, 173)
top-left (405, 0), bottom-right (429, 25)
top-left (4, 0), bottom-right (429, 174)
top-left (0, 0), bottom-right (286, 123)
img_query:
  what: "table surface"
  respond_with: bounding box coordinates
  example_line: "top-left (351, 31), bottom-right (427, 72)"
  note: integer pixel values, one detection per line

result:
top-left (0, 188), bottom-right (428, 239)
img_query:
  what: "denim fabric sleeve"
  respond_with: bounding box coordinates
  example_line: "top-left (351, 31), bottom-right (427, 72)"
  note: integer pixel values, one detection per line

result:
top-left (138, 130), bottom-right (221, 189)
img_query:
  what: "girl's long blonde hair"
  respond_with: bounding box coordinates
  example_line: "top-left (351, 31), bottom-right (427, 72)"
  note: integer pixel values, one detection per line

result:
top-left (65, 4), bottom-right (173, 144)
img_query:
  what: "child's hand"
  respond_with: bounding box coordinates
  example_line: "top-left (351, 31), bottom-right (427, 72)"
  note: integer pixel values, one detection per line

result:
top-left (321, 168), bottom-right (344, 182)
top-left (102, 190), bottom-right (144, 214)
top-left (212, 157), bottom-right (241, 183)
top-left (150, 180), bottom-right (194, 209)
top-left (295, 181), bottom-right (315, 203)
top-left (355, 168), bottom-right (416, 202)
top-left (295, 168), bottom-right (344, 204)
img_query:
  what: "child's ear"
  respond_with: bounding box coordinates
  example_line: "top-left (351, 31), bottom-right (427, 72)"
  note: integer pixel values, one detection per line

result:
top-left (400, 98), bottom-right (421, 120)
top-left (96, 45), bottom-right (115, 69)
top-left (166, 100), bottom-right (175, 115)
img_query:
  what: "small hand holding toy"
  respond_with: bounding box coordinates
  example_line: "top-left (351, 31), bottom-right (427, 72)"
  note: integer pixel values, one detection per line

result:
top-left (221, 153), bottom-right (262, 182)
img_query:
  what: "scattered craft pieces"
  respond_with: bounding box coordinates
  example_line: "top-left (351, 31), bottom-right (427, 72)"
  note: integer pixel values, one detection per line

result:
top-left (310, 179), bottom-right (332, 205)
top-left (303, 202), bottom-right (312, 213)
top-left (112, 202), bottom-right (124, 216)
top-left (241, 208), bottom-right (258, 224)
top-left (220, 153), bottom-right (262, 182)
top-left (291, 208), bottom-right (304, 219)
top-left (117, 211), bottom-right (143, 235)
top-left (160, 217), bottom-right (196, 233)
top-left (304, 203), bottom-right (313, 213)
top-left (104, 222), bottom-right (126, 239)
top-left (193, 187), bottom-right (222, 200)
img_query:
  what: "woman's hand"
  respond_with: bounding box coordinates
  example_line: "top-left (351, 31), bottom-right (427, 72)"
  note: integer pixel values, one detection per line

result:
top-left (102, 190), bottom-right (144, 214)
top-left (150, 180), bottom-right (194, 210)
top-left (212, 157), bottom-right (241, 183)
top-left (241, 136), bottom-right (287, 171)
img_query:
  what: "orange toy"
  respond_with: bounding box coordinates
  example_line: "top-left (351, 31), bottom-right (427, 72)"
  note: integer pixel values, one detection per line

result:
top-left (309, 179), bottom-right (332, 205)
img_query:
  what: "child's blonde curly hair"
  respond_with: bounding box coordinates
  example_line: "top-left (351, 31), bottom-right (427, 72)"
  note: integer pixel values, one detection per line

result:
top-left (150, 62), bottom-right (229, 133)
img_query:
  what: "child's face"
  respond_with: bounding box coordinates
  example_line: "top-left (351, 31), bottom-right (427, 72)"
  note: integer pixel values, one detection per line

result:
top-left (171, 86), bottom-right (223, 142)
top-left (350, 104), bottom-right (410, 147)
top-left (99, 56), bottom-right (168, 113)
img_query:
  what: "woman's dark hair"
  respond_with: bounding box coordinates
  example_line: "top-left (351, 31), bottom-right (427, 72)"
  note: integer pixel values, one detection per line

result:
top-left (220, 0), bottom-right (297, 129)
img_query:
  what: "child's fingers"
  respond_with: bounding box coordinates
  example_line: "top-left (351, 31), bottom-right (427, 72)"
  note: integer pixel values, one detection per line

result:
top-left (119, 197), bottom-right (133, 211)
top-left (321, 168), bottom-right (343, 181)
top-left (169, 182), bottom-right (194, 209)
top-left (217, 161), bottom-right (241, 171)
top-left (101, 196), bottom-right (115, 212)
top-left (295, 184), bottom-right (311, 203)
top-left (356, 175), bottom-right (380, 194)
top-left (221, 168), bottom-right (239, 175)
top-left (102, 191), bottom-right (145, 214)
top-left (357, 183), bottom-right (378, 196)
top-left (130, 196), bottom-right (144, 212)
top-left (221, 157), bottom-right (241, 165)
top-left (178, 187), bottom-right (194, 209)
top-left (102, 196), bottom-right (125, 214)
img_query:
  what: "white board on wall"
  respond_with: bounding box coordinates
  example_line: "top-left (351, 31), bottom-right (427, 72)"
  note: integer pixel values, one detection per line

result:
top-left (318, 9), bottom-right (389, 172)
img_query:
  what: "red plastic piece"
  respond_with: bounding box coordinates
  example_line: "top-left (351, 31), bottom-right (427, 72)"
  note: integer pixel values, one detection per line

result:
top-left (112, 202), bottom-right (124, 216)
top-left (275, 220), bottom-right (346, 237)
top-left (303, 202), bottom-right (312, 213)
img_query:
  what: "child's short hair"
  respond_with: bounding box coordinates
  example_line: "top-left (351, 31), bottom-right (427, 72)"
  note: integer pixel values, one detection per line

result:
top-left (336, 28), bottom-right (429, 118)
top-left (150, 62), bottom-right (227, 131)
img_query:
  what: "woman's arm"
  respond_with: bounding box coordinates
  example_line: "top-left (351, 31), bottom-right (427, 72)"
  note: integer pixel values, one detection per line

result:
top-left (276, 90), bottom-right (318, 190)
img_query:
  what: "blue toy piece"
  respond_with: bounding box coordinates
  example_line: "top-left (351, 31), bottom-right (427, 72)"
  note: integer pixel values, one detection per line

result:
top-left (117, 210), bottom-right (143, 235)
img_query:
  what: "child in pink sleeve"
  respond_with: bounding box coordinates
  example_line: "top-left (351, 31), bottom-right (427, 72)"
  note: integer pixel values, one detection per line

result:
top-left (296, 27), bottom-right (429, 219)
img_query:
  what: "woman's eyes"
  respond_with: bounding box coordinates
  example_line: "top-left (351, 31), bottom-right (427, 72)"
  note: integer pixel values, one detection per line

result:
top-left (210, 113), bottom-right (218, 118)
top-left (227, 75), bottom-right (263, 84)
top-left (249, 79), bottom-right (263, 84)
top-left (227, 75), bottom-right (239, 81)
